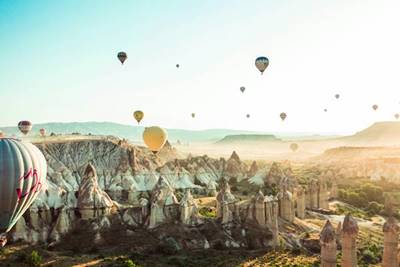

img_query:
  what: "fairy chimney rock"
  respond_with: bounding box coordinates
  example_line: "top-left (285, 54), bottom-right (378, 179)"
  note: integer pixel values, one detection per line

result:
top-left (320, 220), bottom-right (337, 267)
top-left (383, 216), bottom-right (399, 267)
top-left (341, 214), bottom-right (359, 267)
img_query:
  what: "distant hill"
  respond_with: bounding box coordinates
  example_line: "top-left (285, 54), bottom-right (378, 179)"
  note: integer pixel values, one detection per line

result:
top-left (314, 146), bottom-right (400, 162)
top-left (0, 121), bottom-right (268, 143)
top-left (216, 134), bottom-right (280, 144)
top-left (343, 121), bottom-right (400, 145)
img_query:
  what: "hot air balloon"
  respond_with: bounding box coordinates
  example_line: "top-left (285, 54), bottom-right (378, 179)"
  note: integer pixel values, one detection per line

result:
top-left (290, 143), bottom-right (299, 152)
top-left (372, 104), bottom-right (378, 111)
top-left (143, 126), bottom-right (168, 153)
top-left (395, 114), bottom-right (399, 120)
top-left (191, 113), bottom-right (195, 118)
top-left (280, 112), bottom-right (287, 121)
top-left (0, 131), bottom-right (4, 138)
top-left (246, 114), bottom-right (250, 118)
top-left (240, 87), bottom-right (245, 93)
top-left (324, 109), bottom-right (328, 112)
top-left (176, 64), bottom-right (180, 68)
top-left (0, 138), bottom-right (47, 247)
top-left (133, 111), bottom-right (144, 124)
top-left (255, 56), bottom-right (269, 74)
top-left (335, 94), bottom-right (340, 99)
top-left (39, 128), bottom-right (46, 137)
top-left (18, 121), bottom-right (32, 135)
top-left (117, 52), bottom-right (127, 64)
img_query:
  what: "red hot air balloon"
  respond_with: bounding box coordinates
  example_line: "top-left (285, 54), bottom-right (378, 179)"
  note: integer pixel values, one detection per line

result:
top-left (18, 121), bottom-right (32, 135)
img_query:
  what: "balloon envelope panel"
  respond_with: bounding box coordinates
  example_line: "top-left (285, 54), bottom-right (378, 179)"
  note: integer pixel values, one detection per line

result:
top-left (0, 139), bottom-right (47, 233)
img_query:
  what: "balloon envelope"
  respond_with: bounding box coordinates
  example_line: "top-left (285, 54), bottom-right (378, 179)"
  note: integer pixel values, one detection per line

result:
top-left (39, 128), bottom-right (46, 137)
top-left (395, 114), bottom-right (399, 120)
top-left (335, 94), bottom-right (340, 99)
top-left (176, 64), bottom-right (180, 68)
top-left (372, 104), bottom-right (378, 111)
top-left (0, 139), bottom-right (47, 235)
top-left (143, 126), bottom-right (168, 153)
top-left (18, 121), bottom-right (32, 135)
top-left (133, 111), bottom-right (144, 124)
top-left (280, 112), bottom-right (287, 121)
top-left (255, 56), bottom-right (269, 74)
top-left (290, 143), bottom-right (299, 152)
top-left (246, 114), bottom-right (250, 118)
top-left (240, 87), bottom-right (245, 93)
top-left (191, 113), bottom-right (195, 118)
top-left (117, 52), bottom-right (127, 64)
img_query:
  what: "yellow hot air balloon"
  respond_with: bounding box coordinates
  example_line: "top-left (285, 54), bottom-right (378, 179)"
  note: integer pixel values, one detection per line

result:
top-left (133, 111), bottom-right (144, 124)
top-left (290, 143), bottom-right (299, 152)
top-left (143, 126), bottom-right (168, 153)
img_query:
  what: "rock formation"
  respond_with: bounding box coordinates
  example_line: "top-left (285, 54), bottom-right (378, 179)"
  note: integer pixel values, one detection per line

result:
top-left (77, 164), bottom-right (114, 219)
top-left (248, 161), bottom-right (258, 178)
top-left (306, 180), bottom-right (319, 209)
top-left (295, 187), bottom-right (306, 219)
top-left (216, 179), bottom-right (238, 224)
top-left (278, 184), bottom-right (294, 222)
top-left (149, 176), bottom-right (179, 228)
top-left (318, 179), bottom-right (329, 210)
top-left (320, 220), bottom-right (337, 267)
top-left (224, 151), bottom-right (248, 182)
top-left (382, 216), bottom-right (399, 267)
top-left (180, 189), bottom-right (199, 225)
top-left (341, 214), bottom-right (359, 267)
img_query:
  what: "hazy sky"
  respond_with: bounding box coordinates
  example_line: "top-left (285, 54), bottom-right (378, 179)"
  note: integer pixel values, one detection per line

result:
top-left (1, 0), bottom-right (400, 134)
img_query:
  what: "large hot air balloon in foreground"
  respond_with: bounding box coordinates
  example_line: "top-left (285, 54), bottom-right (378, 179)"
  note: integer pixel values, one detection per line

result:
top-left (39, 128), bottom-right (46, 137)
top-left (143, 126), bottom-right (168, 153)
top-left (18, 121), bottom-right (32, 135)
top-left (117, 52), bottom-right (127, 64)
top-left (255, 56), bottom-right (269, 74)
top-left (133, 111), bottom-right (144, 124)
top-left (372, 104), bottom-right (378, 111)
top-left (280, 112), bottom-right (287, 121)
top-left (0, 138), bottom-right (47, 247)
top-left (290, 143), bottom-right (299, 152)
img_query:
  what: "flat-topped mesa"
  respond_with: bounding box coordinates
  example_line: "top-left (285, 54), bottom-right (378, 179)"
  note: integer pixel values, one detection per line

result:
top-left (320, 220), bottom-right (337, 267)
top-left (216, 179), bottom-right (238, 224)
top-left (77, 163), bottom-right (114, 219)
top-left (383, 216), bottom-right (399, 267)
top-left (341, 214), bottom-right (359, 267)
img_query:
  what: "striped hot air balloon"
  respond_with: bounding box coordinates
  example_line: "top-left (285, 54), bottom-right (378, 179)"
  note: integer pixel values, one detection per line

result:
top-left (255, 56), bottom-right (269, 74)
top-left (0, 138), bottom-right (47, 247)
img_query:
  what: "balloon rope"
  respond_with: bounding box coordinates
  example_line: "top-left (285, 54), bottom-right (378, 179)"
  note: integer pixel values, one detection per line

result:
top-left (0, 233), bottom-right (7, 247)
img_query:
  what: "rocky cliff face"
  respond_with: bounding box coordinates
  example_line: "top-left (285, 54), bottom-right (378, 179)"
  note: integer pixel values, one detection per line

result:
top-left (9, 138), bottom-right (253, 246)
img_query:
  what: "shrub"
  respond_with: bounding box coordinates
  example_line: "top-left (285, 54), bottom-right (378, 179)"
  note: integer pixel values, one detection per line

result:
top-left (27, 250), bottom-right (42, 267)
